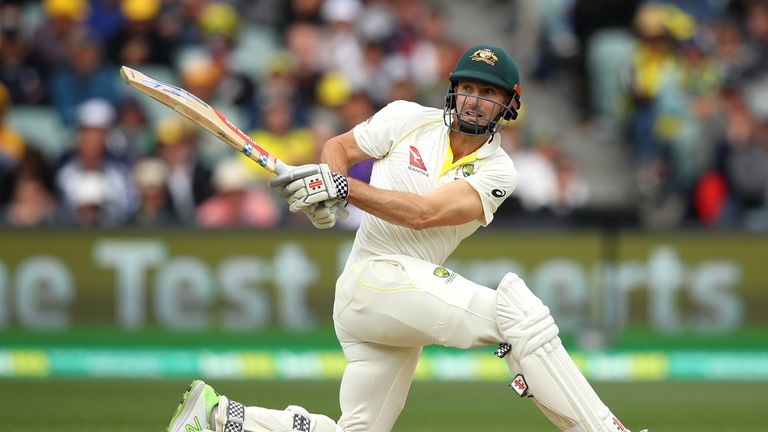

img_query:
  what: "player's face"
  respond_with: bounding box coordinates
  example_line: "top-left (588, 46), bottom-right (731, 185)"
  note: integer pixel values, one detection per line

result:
top-left (453, 80), bottom-right (509, 127)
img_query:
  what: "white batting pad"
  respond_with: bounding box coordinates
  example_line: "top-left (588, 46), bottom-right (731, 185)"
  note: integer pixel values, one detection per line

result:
top-left (496, 273), bottom-right (630, 432)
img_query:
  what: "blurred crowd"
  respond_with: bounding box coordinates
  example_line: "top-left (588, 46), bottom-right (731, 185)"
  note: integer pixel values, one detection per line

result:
top-left (530, 0), bottom-right (768, 229)
top-left (0, 0), bottom-right (767, 230)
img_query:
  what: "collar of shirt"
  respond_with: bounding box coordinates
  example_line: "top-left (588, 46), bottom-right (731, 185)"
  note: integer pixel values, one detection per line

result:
top-left (440, 133), bottom-right (499, 176)
top-left (477, 134), bottom-right (501, 158)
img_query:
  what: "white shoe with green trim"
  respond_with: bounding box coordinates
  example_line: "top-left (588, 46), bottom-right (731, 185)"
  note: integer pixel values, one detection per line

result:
top-left (167, 380), bottom-right (221, 432)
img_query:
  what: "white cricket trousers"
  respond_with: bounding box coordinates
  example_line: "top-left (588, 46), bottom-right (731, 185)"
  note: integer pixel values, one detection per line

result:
top-left (229, 254), bottom-right (623, 432)
top-left (333, 254), bottom-right (507, 432)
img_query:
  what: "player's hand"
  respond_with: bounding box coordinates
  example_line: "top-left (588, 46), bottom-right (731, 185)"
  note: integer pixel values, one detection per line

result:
top-left (269, 163), bottom-right (348, 213)
top-left (303, 200), bottom-right (348, 229)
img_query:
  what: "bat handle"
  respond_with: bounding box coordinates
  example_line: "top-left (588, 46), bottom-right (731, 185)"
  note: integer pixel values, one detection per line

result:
top-left (274, 160), bottom-right (295, 175)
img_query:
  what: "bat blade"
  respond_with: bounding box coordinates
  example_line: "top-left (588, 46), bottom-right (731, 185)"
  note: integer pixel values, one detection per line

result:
top-left (119, 65), bottom-right (288, 174)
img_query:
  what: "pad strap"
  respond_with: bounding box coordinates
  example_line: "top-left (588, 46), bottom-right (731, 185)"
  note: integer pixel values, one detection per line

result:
top-left (224, 400), bottom-right (244, 432)
top-left (494, 342), bottom-right (512, 358)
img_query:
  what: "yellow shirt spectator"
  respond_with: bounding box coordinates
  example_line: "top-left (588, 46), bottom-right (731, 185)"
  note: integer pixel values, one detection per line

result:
top-left (0, 127), bottom-right (25, 163)
top-left (0, 83), bottom-right (26, 164)
top-left (241, 100), bottom-right (317, 180)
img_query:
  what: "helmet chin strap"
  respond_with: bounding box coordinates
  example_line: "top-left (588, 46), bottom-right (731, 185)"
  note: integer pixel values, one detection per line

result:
top-left (457, 118), bottom-right (491, 135)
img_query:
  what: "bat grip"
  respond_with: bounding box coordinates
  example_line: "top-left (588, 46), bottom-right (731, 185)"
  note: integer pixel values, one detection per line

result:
top-left (274, 160), bottom-right (295, 175)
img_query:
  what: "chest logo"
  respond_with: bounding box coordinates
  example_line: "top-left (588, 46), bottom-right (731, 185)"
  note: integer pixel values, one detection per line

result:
top-left (459, 163), bottom-right (475, 177)
top-left (408, 146), bottom-right (428, 176)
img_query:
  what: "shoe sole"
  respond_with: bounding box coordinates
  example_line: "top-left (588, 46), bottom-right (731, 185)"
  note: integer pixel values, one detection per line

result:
top-left (167, 380), bottom-right (205, 432)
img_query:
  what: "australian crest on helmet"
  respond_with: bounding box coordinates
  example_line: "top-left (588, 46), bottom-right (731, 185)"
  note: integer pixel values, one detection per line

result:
top-left (470, 48), bottom-right (499, 66)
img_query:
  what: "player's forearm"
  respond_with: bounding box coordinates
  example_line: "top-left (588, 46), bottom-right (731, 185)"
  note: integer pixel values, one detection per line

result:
top-left (321, 138), bottom-right (351, 174)
top-left (347, 178), bottom-right (437, 230)
top-left (322, 130), bottom-right (373, 175)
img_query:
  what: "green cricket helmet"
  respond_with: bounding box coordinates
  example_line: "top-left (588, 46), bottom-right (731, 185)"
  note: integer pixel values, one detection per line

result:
top-left (444, 44), bottom-right (522, 135)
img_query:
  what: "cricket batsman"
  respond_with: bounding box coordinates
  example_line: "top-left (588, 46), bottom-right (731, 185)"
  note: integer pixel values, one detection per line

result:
top-left (165, 44), bottom-right (645, 432)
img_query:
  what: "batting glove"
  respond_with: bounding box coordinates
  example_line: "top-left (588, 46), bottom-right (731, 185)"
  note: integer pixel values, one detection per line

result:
top-left (269, 164), bottom-right (348, 213)
top-left (302, 200), bottom-right (349, 229)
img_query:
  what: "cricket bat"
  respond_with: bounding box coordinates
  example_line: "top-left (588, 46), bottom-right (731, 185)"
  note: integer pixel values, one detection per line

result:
top-left (119, 65), bottom-right (291, 175)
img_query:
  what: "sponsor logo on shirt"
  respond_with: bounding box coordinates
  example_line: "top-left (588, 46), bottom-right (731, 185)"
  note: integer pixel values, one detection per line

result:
top-left (408, 146), bottom-right (428, 176)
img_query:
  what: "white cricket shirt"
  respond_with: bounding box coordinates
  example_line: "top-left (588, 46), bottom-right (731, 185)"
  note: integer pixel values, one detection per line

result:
top-left (345, 100), bottom-right (517, 267)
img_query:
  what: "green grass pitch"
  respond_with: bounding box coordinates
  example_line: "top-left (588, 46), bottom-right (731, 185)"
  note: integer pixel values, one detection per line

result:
top-left (1, 379), bottom-right (766, 431)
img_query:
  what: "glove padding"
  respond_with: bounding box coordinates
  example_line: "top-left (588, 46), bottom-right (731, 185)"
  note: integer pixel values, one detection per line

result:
top-left (269, 163), bottom-right (348, 213)
top-left (303, 200), bottom-right (348, 229)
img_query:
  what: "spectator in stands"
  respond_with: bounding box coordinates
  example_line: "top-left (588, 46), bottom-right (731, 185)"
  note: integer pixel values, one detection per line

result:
top-left (179, 55), bottom-right (220, 106)
top-left (357, 38), bottom-right (410, 106)
top-left (0, 82), bottom-right (25, 171)
top-left (322, 0), bottom-right (365, 92)
top-left (199, 3), bottom-right (258, 122)
top-left (241, 98), bottom-right (315, 181)
top-left (3, 174), bottom-right (58, 226)
top-left (0, 81), bottom-right (26, 208)
top-left (287, 0), bottom-right (324, 24)
top-left (505, 121), bottom-right (589, 219)
top-left (196, 158), bottom-right (280, 228)
top-left (67, 171), bottom-right (111, 227)
top-left (32, 0), bottom-right (89, 73)
top-left (107, 0), bottom-right (175, 67)
top-left (712, 93), bottom-right (768, 227)
top-left (407, 6), bottom-right (457, 106)
top-left (508, 130), bottom-right (561, 215)
top-left (386, 0), bottom-right (429, 55)
top-left (553, 156), bottom-right (590, 216)
top-left (56, 99), bottom-right (135, 225)
top-left (712, 19), bottom-right (751, 82)
top-left (1, 145), bottom-right (55, 203)
top-left (166, 0), bottom-right (209, 47)
top-left (128, 158), bottom-right (177, 226)
top-left (413, 39), bottom-right (463, 108)
top-left (624, 2), bottom-right (681, 167)
top-left (85, 0), bottom-right (125, 43)
top-left (1, 147), bottom-right (58, 226)
top-left (258, 52), bottom-right (308, 126)
top-left (407, 7), bottom-right (445, 71)
top-left (569, 0), bottom-right (641, 119)
top-left (49, 31), bottom-right (118, 126)
top-left (654, 34), bottom-right (723, 211)
top-left (154, 116), bottom-right (213, 223)
top-left (283, 22), bottom-right (327, 108)
top-left (107, 97), bottom-right (154, 165)
top-left (0, 13), bottom-right (47, 105)
top-left (741, 0), bottom-right (768, 80)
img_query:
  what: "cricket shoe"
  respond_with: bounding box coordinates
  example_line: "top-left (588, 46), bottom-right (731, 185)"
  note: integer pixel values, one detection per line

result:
top-left (167, 380), bottom-right (221, 432)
